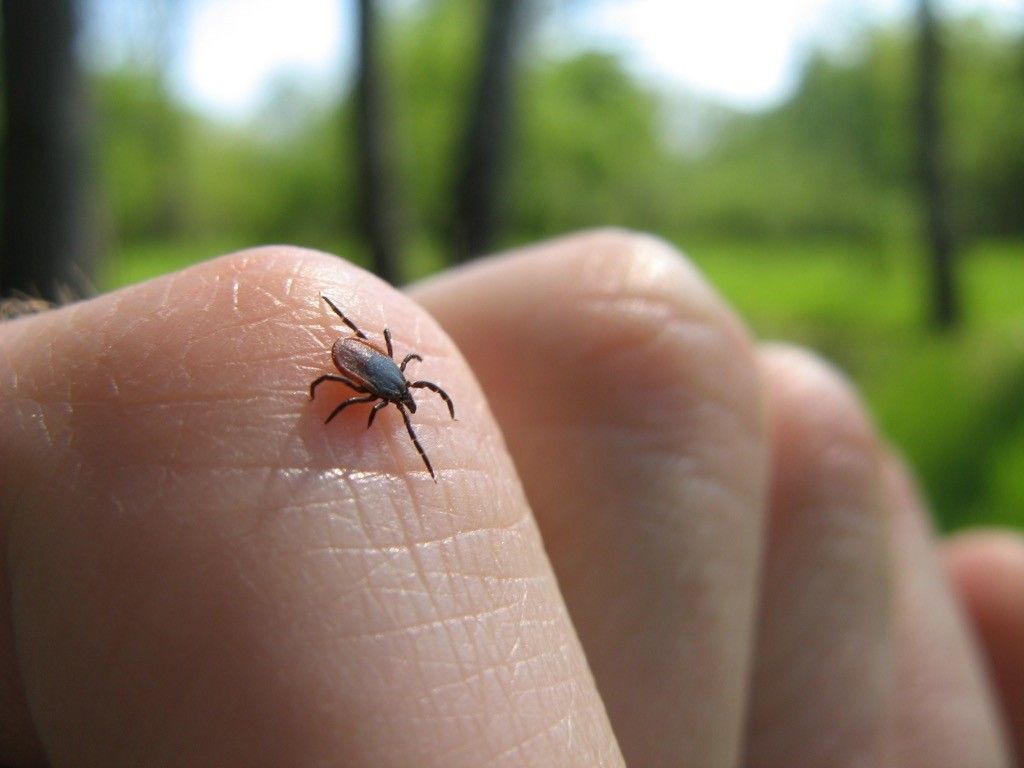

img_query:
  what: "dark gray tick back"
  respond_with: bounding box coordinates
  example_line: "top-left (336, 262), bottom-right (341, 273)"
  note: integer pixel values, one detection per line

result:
top-left (310, 295), bottom-right (455, 480)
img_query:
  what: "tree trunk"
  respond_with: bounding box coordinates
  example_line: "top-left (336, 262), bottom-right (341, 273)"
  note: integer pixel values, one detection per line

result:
top-left (916, 0), bottom-right (959, 329)
top-left (450, 0), bottom-right (526, 262)
top-left (353, 0), bottom-right (404, 285)
top-left (1, 0), bottom-right (92, 301)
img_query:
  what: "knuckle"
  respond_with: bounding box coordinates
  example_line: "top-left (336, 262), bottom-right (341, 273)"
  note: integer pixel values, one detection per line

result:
top-left (560, 229), bottom-right (762, 429)
top-left (569, 228), bottom-right (751, 350)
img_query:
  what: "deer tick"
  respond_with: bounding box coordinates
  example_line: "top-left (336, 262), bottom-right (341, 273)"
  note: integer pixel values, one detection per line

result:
top-left (310, 295), bottom-right (455, 480)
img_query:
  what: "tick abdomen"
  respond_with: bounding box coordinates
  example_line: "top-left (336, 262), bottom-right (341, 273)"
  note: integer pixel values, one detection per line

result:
top-left (332, 337), bottom-right (407, 399)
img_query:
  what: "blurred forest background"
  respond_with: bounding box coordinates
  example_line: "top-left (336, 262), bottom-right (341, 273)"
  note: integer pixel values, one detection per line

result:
top-left (1, 0), bottom-right (1022, 530)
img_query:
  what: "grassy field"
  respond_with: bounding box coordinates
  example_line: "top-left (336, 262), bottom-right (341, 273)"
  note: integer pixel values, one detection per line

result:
top-left (100, 237), bottom-right (1024, 531)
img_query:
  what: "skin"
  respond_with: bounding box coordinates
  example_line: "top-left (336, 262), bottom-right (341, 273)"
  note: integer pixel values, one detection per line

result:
top-left (0, 231), bottom-right (1019, 767)
top-left (745, 347), bottom-right (894, 767)
top-left (944, 530), bottom-right (1024, 764)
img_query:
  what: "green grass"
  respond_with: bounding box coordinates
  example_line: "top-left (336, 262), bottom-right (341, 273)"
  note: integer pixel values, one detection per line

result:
top-left (101, 236), bottom-right (1024, 531)
top-left (687, 238), bottom-right (1024, 531)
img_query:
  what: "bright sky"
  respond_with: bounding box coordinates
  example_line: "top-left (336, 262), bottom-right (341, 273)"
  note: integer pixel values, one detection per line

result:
top-left (178, 0), bottom-right (348, 116)
top-left (142, 0), bottom-right (1022, 120)
top-left (572, 0), bottom-right (1020, 104)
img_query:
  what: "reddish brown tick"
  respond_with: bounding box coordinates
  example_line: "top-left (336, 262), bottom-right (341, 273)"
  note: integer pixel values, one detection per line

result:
top-left (310, 295), bottom-right (455, 480)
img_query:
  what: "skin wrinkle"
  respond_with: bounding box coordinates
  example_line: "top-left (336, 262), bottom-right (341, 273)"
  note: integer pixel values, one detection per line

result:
top-left (571, 292), bottom-right (750, 385)
top-left (210, 475), bottom-right (536, 757)
top-left (387, 479), bottom-right (482, 709)
top-left (339, 581), bottom-right (553, 645)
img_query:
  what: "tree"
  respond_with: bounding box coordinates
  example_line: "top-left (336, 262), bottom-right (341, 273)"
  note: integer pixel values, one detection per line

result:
top-left (916, 0), bottom-right (959, 328)
top-left (1, 0), bottom-right (93, 300)
top-left (450, 0), bottom-right (528, 261)
top-left (353, 0), bottom-right (405, 284)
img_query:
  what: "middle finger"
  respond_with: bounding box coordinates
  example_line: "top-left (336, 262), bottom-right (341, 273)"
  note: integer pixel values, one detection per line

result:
top-left (413, 230), bottom-right (769, 767)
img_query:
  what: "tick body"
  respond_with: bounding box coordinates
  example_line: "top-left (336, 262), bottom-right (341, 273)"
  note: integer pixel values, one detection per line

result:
top-left (310, 295), bottom-right (455, 480)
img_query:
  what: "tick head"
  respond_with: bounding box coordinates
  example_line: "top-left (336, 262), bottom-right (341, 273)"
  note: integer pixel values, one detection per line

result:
top-left (402, 389), bottom-right (417, 413)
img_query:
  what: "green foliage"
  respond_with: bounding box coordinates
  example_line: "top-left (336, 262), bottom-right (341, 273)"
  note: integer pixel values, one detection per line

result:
top-left (190, 104), bottom-right (352, 247)
top-left (945, 20), bottom-right (1024, 236)
top-left (93, 70), bottom-right (190, 240)
top-left (87, 12), bottom-right (1024, 249)
top-left (511, 51), bottom-right (677, 238)
top-left (92, 69), bottom-right (352, 251)
top-left (388, 0), bottom-right (480, 241)
top-left (680, 19), bottom-right (1024, 242)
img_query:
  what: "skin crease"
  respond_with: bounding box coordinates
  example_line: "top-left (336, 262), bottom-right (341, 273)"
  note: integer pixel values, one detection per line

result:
top-left (0, 230), bottom-right (1019, 767)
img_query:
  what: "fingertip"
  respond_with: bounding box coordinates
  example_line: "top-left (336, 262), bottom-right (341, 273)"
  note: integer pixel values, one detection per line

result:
top-left (945, 529), bottom-right (1024, 588)
top-left (760, 343), bottom-right (880, 454)
top-left (758, 343), bottom-right (885, 527)
top-left (944, 530), bottom-right (1024, 649)
top-left (944, 529), bottom-right (1024, 664)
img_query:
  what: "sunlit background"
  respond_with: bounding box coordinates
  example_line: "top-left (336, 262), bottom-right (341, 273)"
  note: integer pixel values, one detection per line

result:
top-left (2, 0), bottom-right (1023, 529)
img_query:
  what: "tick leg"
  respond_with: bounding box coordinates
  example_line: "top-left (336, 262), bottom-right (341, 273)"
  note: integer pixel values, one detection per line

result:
top-left (310, 374), bottom-right (365, 400)
top-left (321, 295), bottom-right (367, 339)
top-left (409, 380), bottom-right (455, 419)
top-left (399, 353), bottom-right (423, 372)
top-left (325, 394), bottom-right (377, 424)
top-left (383, 327), bottom-right (394, 358)
top-left (397, 403), bottom-right (436, 481)
top-left (367, 399), bottom-right (388, 429)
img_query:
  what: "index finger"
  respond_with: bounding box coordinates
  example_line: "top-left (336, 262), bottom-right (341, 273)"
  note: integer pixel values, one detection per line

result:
top-left (0, 247), bottom-right (623, 766)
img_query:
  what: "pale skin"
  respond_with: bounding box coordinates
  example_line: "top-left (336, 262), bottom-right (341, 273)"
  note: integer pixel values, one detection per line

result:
top-left (0, 231), bottom-right (1021, 767)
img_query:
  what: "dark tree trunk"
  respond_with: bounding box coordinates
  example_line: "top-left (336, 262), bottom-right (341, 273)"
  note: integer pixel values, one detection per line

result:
top-left (1, 0), bottom-right (92, 301)
top-left (916, 0), bottom-right (959, 329)
top-left (353, 0), bottom-right (404, 285)
top-left (450, 0), bottom-right (526, 262)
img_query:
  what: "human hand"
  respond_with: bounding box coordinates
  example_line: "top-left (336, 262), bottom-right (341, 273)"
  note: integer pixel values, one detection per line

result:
top-left (1, 231), bottom-right (1020, 766)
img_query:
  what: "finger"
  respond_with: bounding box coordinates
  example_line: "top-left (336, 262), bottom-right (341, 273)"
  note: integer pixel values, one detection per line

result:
top-left (943, 529), bottom-right (1024, 764)
top-left (0, 247), bottom-right (623, 767)
top-left (745, 346), bottom-right (894, 768)
top-left (885, 458), bottom-right (1012, 767)
top-left (412, 230), bottom-right (769, 767)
